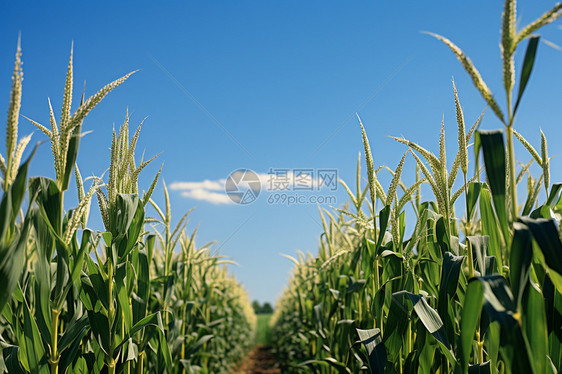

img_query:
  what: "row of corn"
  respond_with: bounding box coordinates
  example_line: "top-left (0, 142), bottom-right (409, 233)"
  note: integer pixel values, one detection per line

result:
top-left (0, 38), bottom-right (255, 373)
top-left (271, 1), bottom-right (562, 373)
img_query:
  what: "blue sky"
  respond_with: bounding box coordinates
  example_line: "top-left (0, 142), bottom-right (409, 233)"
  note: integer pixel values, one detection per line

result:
top-left (2, 1), bottom-right (561, 304)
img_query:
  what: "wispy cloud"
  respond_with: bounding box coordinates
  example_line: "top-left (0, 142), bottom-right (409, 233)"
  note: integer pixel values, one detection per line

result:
top-left (170, 174), bottom-right (264, 205)
top-left (170, 178), bottom-right (232, 205)
top-left (170, 179), bottom-right (226, 191)
top-left (179, 188), bottom-right (233, 205)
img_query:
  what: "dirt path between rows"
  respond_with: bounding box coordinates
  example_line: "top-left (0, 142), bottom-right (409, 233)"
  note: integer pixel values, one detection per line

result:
top-left (232, 345), bottom-right (281, 374)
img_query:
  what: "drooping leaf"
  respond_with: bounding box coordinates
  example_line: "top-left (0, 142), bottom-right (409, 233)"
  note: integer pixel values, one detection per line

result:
top-left (519, 217), bottom-right (562, 276)
top-left (393, 291), bottom-right (456, 365)
top-left (356, 328), bottom-right (386, 374)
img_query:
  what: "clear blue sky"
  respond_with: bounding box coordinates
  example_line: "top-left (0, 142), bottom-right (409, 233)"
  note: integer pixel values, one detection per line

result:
top-left (2, 1), bottom-right (561, 304)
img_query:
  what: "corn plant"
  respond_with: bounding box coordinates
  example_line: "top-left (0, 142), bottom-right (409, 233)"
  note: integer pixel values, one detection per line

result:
top-left (79, 112), bottom-right (169, 374)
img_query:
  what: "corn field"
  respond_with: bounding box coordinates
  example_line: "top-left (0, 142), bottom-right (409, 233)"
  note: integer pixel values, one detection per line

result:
top-left (2, 0), bottom-right (562, 373)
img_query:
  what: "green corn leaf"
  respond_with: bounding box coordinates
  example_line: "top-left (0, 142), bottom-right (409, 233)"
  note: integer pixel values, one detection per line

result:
top-left (376, 205), bottom-right (391, 250)
top-left (21, 299), bottom-right (49, 374)
top-left (543, 275), bottom-right (562, 369)
top-left (132, 243), bottom-right (150, 324)
top-left (435, 216), bottom-right (451, 256)
top-left (114, 193), bottom-right (145, 260)
top-left (466, 182), bottom-right (482, 221)
top-left (473, 131), bottom-right (482, 181)
top-left (323, 357), bottom-right (352, 373)
top-left (33, 251), bottom-right (52, 349)
top-left (467, 275), bottom-right (533, 372)
top-left (2, 345), bottom-right (26, 374)
top-left (58, 316), bottom-right (90, 373)
top-left (53, 245), bottom-right (70, 308)
top-left (60, 122), bottom-right (81, 191)
top-left (86, 311), bottom-right (110, 356)
top-left (0, 183), bottom-right (36, 313)
top-left (115, 312), bottom-right (165, 351)
top-left (513, 36), bottom-right (540, 116)
top-left (460, 280), bottom-right (484, 373)
top-left (467, 235), bottom-right (491, 276)
top-left (0, 202), bottom-right (34, 313)
top-left (83, 261), bottom-right (110, 312)
top-left (393, 291), bottom-right (456, 365)
top-left (115, 262), bottom-right (133, 332)
top-left (383, 293), bottom-right (409, 363)
top-left (29, 177), bottom-right (63, 241)
top-left (185, 334), bottom-right (214, 357)
top-left (521, 281), bottom-right (548, 374)
top-left (70, 229), bottom-right (92, 283)
top-left (510, 222), bottom-right (533, 307)
top-left (477, 275), bottom-right (517, 324)
top-left (484, 322), bottom-right (500, 370)
top-left (478, 130), bottom-right (508, 239)
top-left (479, 190), bottom-right (504, 271)
top-left (545, 183), bottom-right (562, 210)
top-left (438, 252), bottom-right (464, 343)
top-left (519, 217), bottom-right (562, 276)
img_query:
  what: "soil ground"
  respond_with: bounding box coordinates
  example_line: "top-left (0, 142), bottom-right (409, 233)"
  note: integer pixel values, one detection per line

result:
top-left (232, 345), bottom-right (281, 374)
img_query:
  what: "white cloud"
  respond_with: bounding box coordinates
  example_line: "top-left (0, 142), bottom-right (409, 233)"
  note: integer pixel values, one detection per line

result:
top-left (169, 179), bottom-right (226, 191)
top-left (171, 177), bottom-right (232, 205)
top-left (180, 188), bottom-right (233, 205)
top-left (171, 169), bottom-right (337, 204)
